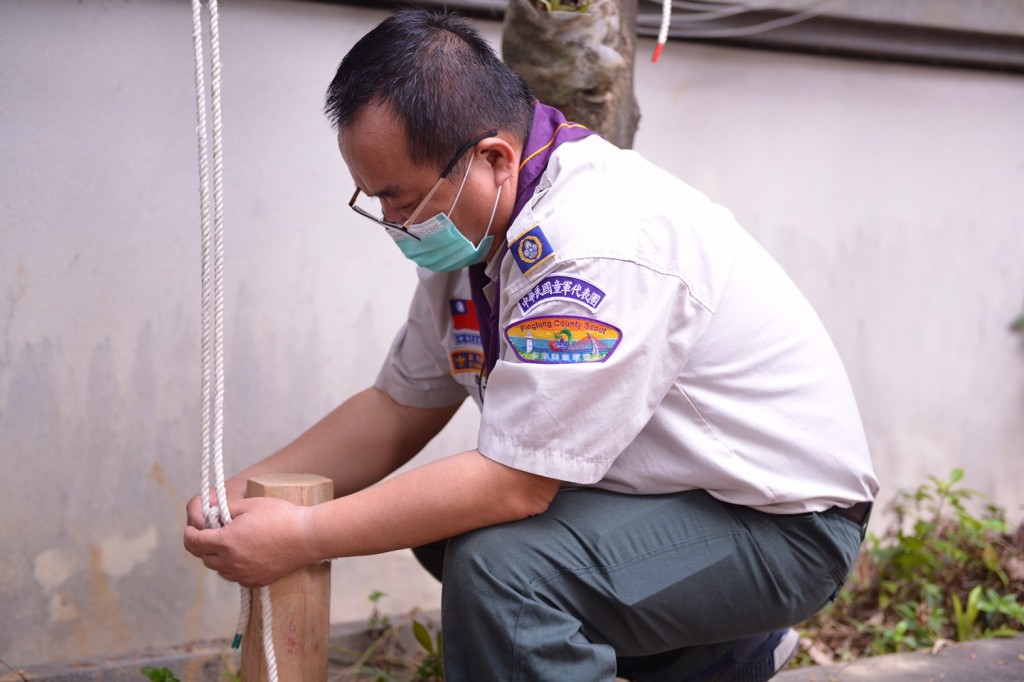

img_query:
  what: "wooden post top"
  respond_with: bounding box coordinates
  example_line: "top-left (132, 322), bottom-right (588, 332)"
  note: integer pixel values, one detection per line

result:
top-left (246, 473), bottom-right (333, 506)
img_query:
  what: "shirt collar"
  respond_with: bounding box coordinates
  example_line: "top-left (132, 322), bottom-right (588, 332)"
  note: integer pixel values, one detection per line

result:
top-left (511, 102), bottom-right (596, 223)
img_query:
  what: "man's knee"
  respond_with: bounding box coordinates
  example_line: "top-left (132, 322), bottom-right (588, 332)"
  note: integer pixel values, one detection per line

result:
top-left (443, 523), bottom-right (541, 599)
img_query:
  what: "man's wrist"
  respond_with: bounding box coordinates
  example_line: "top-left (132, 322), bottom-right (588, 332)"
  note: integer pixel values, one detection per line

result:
top-left (299, 504), bottom-right (329, 564)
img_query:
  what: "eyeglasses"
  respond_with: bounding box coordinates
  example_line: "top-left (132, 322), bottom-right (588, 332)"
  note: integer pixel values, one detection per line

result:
top-left (348, 129), bottom-right (499, 239)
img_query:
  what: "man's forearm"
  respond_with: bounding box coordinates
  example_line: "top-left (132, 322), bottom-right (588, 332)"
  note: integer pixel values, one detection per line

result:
top-left (305, 450), bottom-right (561, 559)
top-left (228, 387), bottom-right (462, 500)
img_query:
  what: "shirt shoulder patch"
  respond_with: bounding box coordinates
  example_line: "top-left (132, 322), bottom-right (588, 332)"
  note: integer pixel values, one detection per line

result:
top-left (510, 226), bottom-right (555, 277)
top-left (504, 315), bottom-right (622, 365)
top-left (517, 276), bottom-right (606, 314)
top-left (450, 350), bottom-right (484, 374)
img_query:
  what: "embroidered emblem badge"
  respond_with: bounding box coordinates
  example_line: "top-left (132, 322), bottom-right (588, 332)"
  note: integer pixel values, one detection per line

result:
top-left (450, 350), bottom-right (484, 374)
top-left (517, 276), bottom-right (606, 314)
top-left (510, 226), bottom-right (554, 276)
top-left (504, 315), bottom-right (622, 364)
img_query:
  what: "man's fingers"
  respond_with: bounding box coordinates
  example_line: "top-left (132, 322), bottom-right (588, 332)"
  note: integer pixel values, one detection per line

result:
top-left (185, 486), bottom-right (247, 530)
top-left (182, 525), bottom-right (202, 557)
top-left (183, 525), bottom-right (221, 558)
top-left (185, 495), bottom-right (206, 530)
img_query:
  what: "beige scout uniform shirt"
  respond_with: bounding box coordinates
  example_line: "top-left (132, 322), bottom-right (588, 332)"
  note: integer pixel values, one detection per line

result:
top-left (377, 136), bottom-right (879, 514)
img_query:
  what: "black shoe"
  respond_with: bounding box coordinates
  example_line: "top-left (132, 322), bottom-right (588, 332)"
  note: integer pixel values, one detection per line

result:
top-left (683, 628), bottom-right (800, 682)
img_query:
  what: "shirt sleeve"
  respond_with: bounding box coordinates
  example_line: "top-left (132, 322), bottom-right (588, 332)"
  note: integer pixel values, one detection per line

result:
top-left (374, 274), bottom-right (470, 409)
top-left (477, 255), bottom-right (715, 483)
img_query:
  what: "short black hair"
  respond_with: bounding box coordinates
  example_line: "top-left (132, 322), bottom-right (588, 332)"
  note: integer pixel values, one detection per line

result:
top-left (324, 7), bottom-right (534, 173)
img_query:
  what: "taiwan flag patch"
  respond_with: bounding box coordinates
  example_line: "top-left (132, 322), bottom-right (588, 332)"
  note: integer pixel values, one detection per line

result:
top-left (449, 298), bottom-right (479, 331)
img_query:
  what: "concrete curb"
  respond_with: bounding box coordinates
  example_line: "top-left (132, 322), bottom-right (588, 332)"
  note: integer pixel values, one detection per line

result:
top-left (1, 619), bottom-right (374, 682)
top-left (1, 638), bottom-right (236, 682)
top-left (6, 625), bottom-right (1022, 681)
top-left (777, 635), bottom-right (1024, 681)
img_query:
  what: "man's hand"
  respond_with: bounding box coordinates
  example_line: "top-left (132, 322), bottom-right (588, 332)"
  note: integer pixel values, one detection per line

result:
top-left (181, 388), bottom-right (462, 585)
top-left (183, 496), bottom-right (319, 588)
top-left (185, 478), bottom-right (247, 530)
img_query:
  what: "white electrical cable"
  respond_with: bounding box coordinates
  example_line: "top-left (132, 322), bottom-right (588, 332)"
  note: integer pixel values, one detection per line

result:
top-left (669, 0), bottom-right (845, 38)
top-left (649, 0), bottom-right (846, 57)
top-left (190, 1), bottom-right (278, 680)
top-left (662, 0), bottom-right (802, 23)
top-left (653, 0), bottom-right (673, 62)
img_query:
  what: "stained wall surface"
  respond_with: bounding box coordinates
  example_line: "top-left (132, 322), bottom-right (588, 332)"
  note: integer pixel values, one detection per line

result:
top-left (1, 0), bottom-right (1022, 668)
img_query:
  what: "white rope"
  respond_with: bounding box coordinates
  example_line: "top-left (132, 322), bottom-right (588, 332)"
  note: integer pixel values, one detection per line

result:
top-left (260, 588), bottom-right (279, 675)
top-left (190, 1), bottom-right (278, 679)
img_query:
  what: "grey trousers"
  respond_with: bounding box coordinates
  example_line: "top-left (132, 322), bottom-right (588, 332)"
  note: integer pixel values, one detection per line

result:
top-left (412, 488), bottom-right (863, 681)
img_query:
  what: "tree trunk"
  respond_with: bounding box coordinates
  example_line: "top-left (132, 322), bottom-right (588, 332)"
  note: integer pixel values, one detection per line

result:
top-left (502, 0), bottom-right (640, 150)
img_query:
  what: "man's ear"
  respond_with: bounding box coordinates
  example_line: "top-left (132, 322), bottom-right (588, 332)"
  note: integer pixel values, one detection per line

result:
top-left (478, 135), bottom-right (518, 187)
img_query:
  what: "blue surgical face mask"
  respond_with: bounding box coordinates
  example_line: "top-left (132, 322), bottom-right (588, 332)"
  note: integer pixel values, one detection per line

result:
top-left (390, 154), bottom-right (502, 273)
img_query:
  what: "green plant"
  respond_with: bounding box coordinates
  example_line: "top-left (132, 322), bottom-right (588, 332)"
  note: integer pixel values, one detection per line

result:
top-left (336, 592), bottom-right (445, 681)
top-left (142, 654), bottom-right (239, 682)
top-left (140, 667), bottom-right (180, 682)
top-left (952, 585), bottom-right (983, 642)
top-left (536, 0), bottom-right (592, 12)
top-left (367, 590), bottom-right (391, 634)
top-left (411, 619), bottom-right (444, 680)
top-left (792, 469), bottom-right (1024, 667)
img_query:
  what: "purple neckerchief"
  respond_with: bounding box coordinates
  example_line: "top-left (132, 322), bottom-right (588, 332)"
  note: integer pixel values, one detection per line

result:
top-left (470, 102), bottom-right (597, 381)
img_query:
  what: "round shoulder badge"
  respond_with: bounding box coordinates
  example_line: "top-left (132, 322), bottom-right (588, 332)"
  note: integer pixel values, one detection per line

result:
top-left (519, 235), bottom-right (542, 264)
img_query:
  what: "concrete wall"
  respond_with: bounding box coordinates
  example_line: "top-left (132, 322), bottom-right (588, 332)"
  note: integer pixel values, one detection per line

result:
top-left (1, 0), bottom-right (1022, 668)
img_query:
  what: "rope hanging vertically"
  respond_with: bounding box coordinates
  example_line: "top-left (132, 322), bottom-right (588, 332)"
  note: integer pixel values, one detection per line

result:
top-left (190, 1), bottom-right (278, 679)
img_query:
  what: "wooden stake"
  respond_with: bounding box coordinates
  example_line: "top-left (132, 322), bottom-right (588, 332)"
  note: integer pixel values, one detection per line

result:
top-left (241, 473), bottom-right (333, 682)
